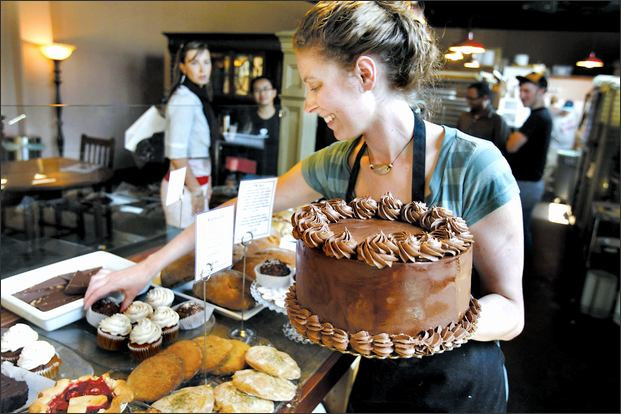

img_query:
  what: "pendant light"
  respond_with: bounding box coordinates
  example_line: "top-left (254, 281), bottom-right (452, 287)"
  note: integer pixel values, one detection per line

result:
top-left (576, 52), bottom-right (604, 69)
top-left (444, 50), bottom-right (464, 61)
top-left (449, 32), bottom-right (486, 55)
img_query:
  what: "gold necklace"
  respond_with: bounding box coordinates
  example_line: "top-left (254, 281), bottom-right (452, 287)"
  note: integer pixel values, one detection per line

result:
top-left (367, 135), bottom-right (414, 175)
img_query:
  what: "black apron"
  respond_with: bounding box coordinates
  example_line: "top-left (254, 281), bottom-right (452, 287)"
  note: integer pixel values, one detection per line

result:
top-left (346, 109), bottom-right (508, 413)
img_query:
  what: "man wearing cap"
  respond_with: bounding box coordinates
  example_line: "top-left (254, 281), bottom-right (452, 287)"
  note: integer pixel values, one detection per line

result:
top-left (506, 72), bottom-right (553, 254)
top-left (458, 81), bottom-right (510, 153)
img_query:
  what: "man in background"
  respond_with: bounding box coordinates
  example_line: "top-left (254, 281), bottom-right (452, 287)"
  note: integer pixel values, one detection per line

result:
top-left (506, 72), bottom-right (553, 255)
top-left (457, 81), bottom-right (510, 153)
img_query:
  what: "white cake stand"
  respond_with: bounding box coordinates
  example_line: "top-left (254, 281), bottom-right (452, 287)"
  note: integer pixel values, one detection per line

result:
top-left (250, 281), bottom-right (312, 345)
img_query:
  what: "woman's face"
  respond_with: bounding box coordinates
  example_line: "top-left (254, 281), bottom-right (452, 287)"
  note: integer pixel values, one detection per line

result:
top-left (296, 48), bottom-right (372, 141)
top-left (252, 78), bottom-right (277, 106)
top-left (180, 49), bottom-right (212, 87)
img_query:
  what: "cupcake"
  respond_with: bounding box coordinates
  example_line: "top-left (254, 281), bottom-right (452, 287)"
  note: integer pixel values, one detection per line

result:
top-left (96, 313), bottom-right (132, 351)
top-left (173, 301), bottom-right (212, 330)
top-left (128, 319), bottom-right (162, 361)
top-left (123, 301), bottom-right (153, 324)
top-left (1, 323), bottom-right (38, 364)
top-left (86, 297), bottom-right (121, 328)
top-left (150, 306), bottom-right (180, 342)
top-left (17, 340), bottom-right (62, 379)
top-left (145, 287), bottom-right (175, 308)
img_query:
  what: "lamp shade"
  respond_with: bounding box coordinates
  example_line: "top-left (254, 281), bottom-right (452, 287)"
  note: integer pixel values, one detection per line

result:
top-left (449, 32), bottom-right (486, 55)
top-left (40, 43), bottom-right (76, 61)
top-left (576, 52), bottom-right (604, 68)
top-left (444, 50), bottom-right (464, 61)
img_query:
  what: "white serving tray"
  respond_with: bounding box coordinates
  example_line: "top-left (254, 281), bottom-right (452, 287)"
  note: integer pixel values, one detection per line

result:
top-left (0, 251), bottom-right (136, 331)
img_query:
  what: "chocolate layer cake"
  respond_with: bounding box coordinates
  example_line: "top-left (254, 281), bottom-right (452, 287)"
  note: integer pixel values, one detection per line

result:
top-left (13, 267), bottom-right (101, 312)
top-left (286, 194), bottom-right (480, 358)
top-left (1, 373), bottom-right (28, 412)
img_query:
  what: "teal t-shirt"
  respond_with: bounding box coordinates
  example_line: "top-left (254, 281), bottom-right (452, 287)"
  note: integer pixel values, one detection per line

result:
top-left (301, 126), bottom-right (519, 226)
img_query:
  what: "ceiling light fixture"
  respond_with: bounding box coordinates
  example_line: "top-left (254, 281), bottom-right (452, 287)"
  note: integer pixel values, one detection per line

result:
top-left (444, 50), bottom-right (464, 61)
top-left (576, 52), bottom-right (604, 68)
top-left (449, 32), bottom-right (486, 55)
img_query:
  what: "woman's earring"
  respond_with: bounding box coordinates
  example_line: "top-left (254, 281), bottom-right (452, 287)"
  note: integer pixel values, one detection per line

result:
top-left (180, 74), bottom-right (186, 83)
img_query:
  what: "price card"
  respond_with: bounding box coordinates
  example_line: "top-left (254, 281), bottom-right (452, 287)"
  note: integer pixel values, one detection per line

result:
top-left (165, 167), bottom-right (186, 206)
top-left (195, 205), bottom-right (235, 280)
top-left (234, 177), bottom-right (278, 244)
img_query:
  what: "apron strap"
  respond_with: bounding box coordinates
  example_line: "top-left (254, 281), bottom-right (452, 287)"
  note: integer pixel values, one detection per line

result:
top-left (346, 108), bottom-right (426, 203)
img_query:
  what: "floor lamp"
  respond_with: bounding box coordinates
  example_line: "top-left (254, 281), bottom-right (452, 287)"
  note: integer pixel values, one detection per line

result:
top-left (40, 43), bottom-right (75, 157)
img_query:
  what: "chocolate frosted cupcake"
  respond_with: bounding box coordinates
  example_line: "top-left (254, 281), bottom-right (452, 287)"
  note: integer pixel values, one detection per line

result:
top-left (17, 340), bottom-right (62, 379)
top-left (97, 313), bottom-right (132, 351)
top-left (123, 301), bottom-right (153, 324)
top-left (145, 287), bottom-right (175, 308)
top-left (149, 306), bottom-right (180, 343)
top-left (172, 301), bottom-right (211, 330)
top-left (86, 297), bottom-right (121, 328)
top-left (128, 319), bottom-right (162, 361)
top-left (1, 323), bottom-right (38, 364)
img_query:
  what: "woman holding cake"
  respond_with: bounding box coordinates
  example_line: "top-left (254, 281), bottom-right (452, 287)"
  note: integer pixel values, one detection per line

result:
top-left (86, 1), bottom-right (524, 411)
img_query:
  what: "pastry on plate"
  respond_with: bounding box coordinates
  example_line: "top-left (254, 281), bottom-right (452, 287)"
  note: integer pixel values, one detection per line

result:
top-left (17, 340), bottom-right (61, 379)
top-left (28, 373), bottom-right (133, 413)
top-left (173, 301), bottom-right (211, 330)
top-left (214, 381), bottom-right (274, 413)
top-left (86, 297), bottom-right (121, 328)
top-left (151, 384), bottom-right (214, 413)
top-left (192, 335), bottom-right (233, 373)
top-left (192, 270), bottom-right (255, 311)
top-left (162, 340), bottom-right (203, 382)
top-left (149, 306), bottom-right (180, 343)
top-left (210, 339), bottom-right (249, 376)
top-left (96, 313), bottom-right (132, 351)
top-left (123, 301), bottom-right (154, 324)
top-left (1, 373), bottom-right (28, 412)
top-left (1, 323), bottom-right (38, 363)
top-left (160, 252), bottom-right (194, 288)
top-left (245, 345), bottom-right (301, 380)
top-left (232, 369), bottom-right (297, 402)
top-left (127, 319), bottom-right (162, 361)
top-left (145, 287), bottom-right (175, 309)
top-left (127, 352), bottom-right (184, 402)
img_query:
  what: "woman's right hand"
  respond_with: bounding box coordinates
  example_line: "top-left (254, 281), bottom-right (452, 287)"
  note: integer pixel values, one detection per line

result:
top-left (191, 190), bottom-right (206, 215)
top-left (83, 261), bottom-right (155, 311)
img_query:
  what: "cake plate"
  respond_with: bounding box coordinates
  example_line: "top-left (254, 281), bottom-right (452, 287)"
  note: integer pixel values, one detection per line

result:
top-left (250, 281), bottom-right (312, 345)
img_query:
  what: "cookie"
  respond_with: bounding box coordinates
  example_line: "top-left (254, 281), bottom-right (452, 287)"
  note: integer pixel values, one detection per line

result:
top-left (210, 339), bottom-right (250, 376)
top-left (151, 384), bottom-right (214, 413)
top-left (232, 369), bottom-right (297, 401)
top-left (127, 352), bottom-right (184, 402)
top-left (214, 381), bottom-right (274, 413)
top-left (245, 345), bottom-right (301, 380)
top-left (192, 335), bottom-right (233, 373)
top-left (162, 340), bottom-right (203, 381)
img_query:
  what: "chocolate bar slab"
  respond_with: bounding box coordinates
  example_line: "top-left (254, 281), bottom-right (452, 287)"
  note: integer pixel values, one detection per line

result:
top-left (64, 267), bottom-right (102, 295)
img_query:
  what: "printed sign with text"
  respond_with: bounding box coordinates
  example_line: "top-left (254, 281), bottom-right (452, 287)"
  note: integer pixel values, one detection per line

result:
top-left (165, 167), bottom-right (186, 206)
top-left (195, 205), bottom-right (235, 280)
top-left (234, 177), bottom-right (277, 244)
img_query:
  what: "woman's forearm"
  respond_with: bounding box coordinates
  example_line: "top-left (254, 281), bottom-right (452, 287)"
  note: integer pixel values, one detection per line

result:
top-left (142, 220), bottom-right (198, 276)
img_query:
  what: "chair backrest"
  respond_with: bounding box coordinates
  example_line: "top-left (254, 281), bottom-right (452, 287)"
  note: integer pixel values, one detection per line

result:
top-left (80, 134), bottom-right (115, 169)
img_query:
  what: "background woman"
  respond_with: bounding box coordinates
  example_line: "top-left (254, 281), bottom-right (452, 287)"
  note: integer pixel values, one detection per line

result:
top-left (87, 2), bottom-right (523, 411)
top-left (161, 41), bottom-right (219, 228)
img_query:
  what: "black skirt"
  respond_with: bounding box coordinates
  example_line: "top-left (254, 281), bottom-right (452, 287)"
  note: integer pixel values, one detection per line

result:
top-left (348, 340), bottom-right (507, 413)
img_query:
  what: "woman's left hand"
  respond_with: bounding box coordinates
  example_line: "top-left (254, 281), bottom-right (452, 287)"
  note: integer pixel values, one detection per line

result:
top-left (191, 191), bottom-right (206, 215)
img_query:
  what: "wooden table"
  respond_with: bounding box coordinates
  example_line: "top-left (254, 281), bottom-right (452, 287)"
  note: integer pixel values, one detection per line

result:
top-left (1, 157), bottom-right (113, 194)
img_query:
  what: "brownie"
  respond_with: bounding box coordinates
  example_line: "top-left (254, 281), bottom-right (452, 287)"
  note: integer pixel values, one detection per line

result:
top-left (91, 298), bottom-right (120, 316)
top-left (0, 373), bottom-right (28, 412)
top-left (259, 259), bottom-right (291, 276)
top-left (175, 302), bottom-right (204, 319)
top-left (64, 267), bottom-right (102, 295)
top-left (13, 276), bottom-right (80, 312)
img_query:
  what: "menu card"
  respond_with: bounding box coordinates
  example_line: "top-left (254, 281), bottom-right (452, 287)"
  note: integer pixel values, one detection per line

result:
top-left (165, 167), bottom-right (186, 206)
top-left (233, 177), bottom-right (277, 244)
top-left (195, 205), bottom-right (235, 280)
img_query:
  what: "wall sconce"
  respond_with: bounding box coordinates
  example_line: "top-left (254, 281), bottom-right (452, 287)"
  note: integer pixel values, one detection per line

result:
top-left (576, 52), bottom-right (604, 69)
top-left (39, 42), bottom-right (76, 156)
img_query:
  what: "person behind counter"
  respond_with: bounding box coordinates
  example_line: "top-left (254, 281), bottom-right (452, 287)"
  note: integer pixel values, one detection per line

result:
top-left (238, 76), bottom-right (281, 176)
top-left (457, 81), bottom-right (510, 154)
top-left (161, 41), bottom-right (219, 228)
top-left (86, 2), bottom-right (524, 412)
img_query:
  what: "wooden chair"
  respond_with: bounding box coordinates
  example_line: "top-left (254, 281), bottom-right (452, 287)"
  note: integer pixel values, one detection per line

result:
top-left (81, 134), bottom-right (115, 169)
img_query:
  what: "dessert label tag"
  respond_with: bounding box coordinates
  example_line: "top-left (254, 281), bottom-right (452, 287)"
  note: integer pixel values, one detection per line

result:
top-left (165, 167), bottom-right (186, 206)
top-left (234, 177), bottom-right (277, 244)
top-left (195, 205), bottom-right (234, 280)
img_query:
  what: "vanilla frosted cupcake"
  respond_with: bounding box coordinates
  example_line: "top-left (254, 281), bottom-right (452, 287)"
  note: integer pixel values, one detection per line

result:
top-left (128, 318), bottom-right (162, 361)
top-left (97, 313), bottom-right (132, 351)
top-left (145, 287), bottom-right (175, 308)
top-left (1, 323), bottom-right (38, 363)
top-left (149, 306), bottom-right (180, 343)
top-left (17, 340), bottom-right (62, 379)
top-left (123, 301), bottom-right (153, 324)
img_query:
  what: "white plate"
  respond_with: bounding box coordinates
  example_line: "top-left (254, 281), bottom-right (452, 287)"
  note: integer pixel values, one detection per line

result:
top-left (173, 289), bottom-right (264, 321)
top-left (0, 251), bottom-right (138, 331)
